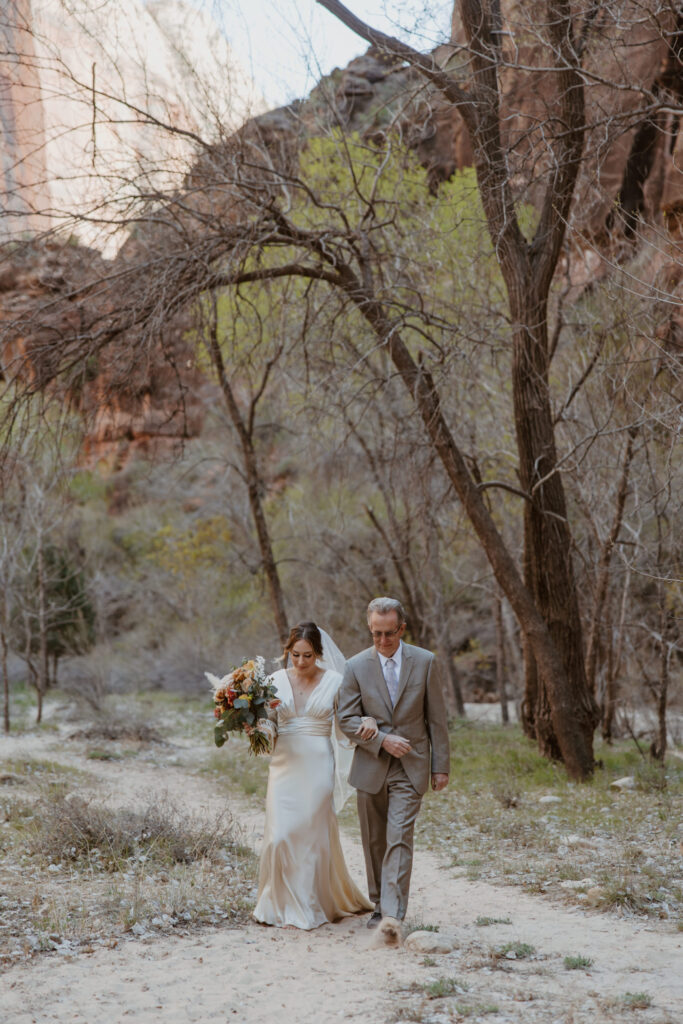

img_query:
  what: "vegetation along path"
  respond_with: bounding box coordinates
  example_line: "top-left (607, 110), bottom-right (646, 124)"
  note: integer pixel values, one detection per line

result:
top-left (1, 700), bottom-right (681, 1023)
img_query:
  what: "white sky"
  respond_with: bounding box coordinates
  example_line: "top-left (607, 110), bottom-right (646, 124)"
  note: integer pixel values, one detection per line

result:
top-left (191, 1), bottom-right (452, 107)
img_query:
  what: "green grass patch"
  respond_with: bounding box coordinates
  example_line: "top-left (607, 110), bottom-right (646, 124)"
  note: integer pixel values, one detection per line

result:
top-left (403, 919), bottom-right (440, 936)
top-left (564, 954), bottom-right (593, 970)
top-left (422, 976), bottom-right (468, 999)
top-left (621, 992), bottom-right (652, 1010)
top-left (0, 757), bottom-right (80, 778)
top-left (475, 916), bottom-right (512, 927)
top-left (455, 1003), bottom-right (499, 1017)
top-left (495, 941), bottom-right (535, 959)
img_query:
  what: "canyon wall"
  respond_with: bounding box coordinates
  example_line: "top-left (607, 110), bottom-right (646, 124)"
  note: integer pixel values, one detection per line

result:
top-left (0, 0), bottom-right (265, 251)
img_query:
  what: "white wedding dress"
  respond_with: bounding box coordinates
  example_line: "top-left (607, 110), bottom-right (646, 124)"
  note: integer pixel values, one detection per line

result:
top-left (253, 667), bottom-right (372, 929)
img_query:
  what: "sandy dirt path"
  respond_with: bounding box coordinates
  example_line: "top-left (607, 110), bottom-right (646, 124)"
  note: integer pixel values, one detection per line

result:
top-left (1, 731), bottom-right (681, 1024)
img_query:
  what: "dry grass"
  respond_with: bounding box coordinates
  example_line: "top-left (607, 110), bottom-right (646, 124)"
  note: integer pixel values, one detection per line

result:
top-left (69, 717), bottom-right (163, 744)
top-left (0, 743), bottom-right (258, 965)
top-left (26, 793), bottom-right (239, 870)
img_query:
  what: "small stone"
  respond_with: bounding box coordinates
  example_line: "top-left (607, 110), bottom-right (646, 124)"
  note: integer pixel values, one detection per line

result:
top-left (559, 878), bottom-right (595, 890)
top-left (610, 776), bottom-right (635, 790)
top-left (130, 922), bottom-right (147, 936)
top-left (404, 930), bottom-right (457, 954)
top-left (47, 863), bottom-right (61, 873)
top-left (538, 795), bottom-right (561, 804)
top-left (586, 886), bottom-right (605, 906)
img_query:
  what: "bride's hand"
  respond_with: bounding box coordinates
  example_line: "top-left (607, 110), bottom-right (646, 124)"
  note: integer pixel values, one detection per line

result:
top-left (356, 716), bottom-right (379, 741)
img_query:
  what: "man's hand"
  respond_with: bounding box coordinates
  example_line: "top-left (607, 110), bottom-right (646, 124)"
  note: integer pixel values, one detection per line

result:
top-left (431, 773), bottom-right (449, 791)
top-left (381, 734), bottom-right (412, 757)
top-left (355, 716), bottom-right (379, 741)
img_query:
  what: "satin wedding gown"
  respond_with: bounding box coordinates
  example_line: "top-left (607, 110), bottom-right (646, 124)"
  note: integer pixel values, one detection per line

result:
top-left (253, 668), bottom-right (372, 929)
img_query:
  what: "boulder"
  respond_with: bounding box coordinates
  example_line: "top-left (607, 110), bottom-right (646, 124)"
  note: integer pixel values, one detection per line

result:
top-left (404, 930), bottom-right (458, 954)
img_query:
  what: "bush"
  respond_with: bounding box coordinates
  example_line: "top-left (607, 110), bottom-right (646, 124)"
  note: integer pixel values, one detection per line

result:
top-left (28, 795), bottom-right (245, 871)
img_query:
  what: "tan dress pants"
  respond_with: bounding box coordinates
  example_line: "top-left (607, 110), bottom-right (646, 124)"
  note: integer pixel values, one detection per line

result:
top-left (356, 757), bottom-right (423, 920)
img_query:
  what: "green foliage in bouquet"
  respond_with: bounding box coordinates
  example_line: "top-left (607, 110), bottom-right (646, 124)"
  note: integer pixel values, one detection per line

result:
top-left (207, 657), bottom-right (279, 755)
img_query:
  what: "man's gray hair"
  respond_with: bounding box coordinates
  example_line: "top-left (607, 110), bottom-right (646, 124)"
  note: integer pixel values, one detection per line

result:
top-left (367, 597), bottom-right (406, 625)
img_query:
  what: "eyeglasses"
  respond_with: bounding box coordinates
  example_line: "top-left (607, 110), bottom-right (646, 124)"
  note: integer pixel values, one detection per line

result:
top-left (369, 627), bottom-right (402, 639)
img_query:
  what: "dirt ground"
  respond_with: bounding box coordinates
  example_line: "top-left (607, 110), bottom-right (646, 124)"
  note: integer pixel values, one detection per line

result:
top-left (1, 722), bottom-right (681, 1024)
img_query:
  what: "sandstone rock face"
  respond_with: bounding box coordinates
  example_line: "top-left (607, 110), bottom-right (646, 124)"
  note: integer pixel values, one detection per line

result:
top-left (313, 4), bottom-right (683, 235)
top-left (1, 0), bottom-right (265, 251)
top-left (0, 237), bottom-right (206, 465)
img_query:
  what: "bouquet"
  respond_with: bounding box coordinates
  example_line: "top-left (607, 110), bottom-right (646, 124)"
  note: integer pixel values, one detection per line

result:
top-left (207, 656), bottom-right (280, 755)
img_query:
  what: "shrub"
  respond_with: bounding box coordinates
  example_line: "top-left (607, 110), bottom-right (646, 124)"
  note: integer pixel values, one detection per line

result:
top-left (28, 795), bottom-right (245, 871)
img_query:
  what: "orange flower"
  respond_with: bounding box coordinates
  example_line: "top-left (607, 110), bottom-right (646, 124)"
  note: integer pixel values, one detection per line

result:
top-left (269, 699), bottom-right (281, 709)
top-left (214, 707), bottom-right (222, 719)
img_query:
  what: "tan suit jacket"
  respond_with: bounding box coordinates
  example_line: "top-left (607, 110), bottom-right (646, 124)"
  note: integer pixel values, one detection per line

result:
top-left (337, 642), bottom-right (450, 796)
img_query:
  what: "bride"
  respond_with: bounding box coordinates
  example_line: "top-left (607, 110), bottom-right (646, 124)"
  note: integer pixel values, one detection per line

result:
top-left (253, 621), bottom-right (374, 929)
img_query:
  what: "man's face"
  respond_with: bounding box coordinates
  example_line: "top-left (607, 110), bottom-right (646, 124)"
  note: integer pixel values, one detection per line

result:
top-left (369, 610), bottom-right (406, 658)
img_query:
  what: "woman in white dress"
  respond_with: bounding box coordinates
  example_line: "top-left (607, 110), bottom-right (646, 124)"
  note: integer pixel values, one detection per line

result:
top-left (253, 621), bottom-right (374, 929)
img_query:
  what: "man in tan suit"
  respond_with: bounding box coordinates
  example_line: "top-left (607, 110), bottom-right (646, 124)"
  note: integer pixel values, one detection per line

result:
top-left (337, 597), bottom-right (450, 928)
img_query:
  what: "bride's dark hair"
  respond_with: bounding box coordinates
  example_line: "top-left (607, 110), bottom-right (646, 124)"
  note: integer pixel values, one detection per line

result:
top-left (283, 621), bottom-right (323, 664)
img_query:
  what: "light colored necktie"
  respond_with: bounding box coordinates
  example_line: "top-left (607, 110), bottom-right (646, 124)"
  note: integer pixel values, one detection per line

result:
top-left (384, 657), bottom-right (399, 705)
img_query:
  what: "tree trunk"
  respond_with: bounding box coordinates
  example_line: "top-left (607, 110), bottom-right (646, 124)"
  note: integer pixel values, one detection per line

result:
top-left (602, 569), bottom-right (630, 742)
top-left (586, 429), bottom-right (637, 693)
top-left (651, 583), bottom-right (671, 762)
top-left (36, 540), bottom-right (48, 723)
top-left (205, 317), bottom-right (289, 644)
top-left (313, 4), bottom-right (597, 779)
top-left (520, 516), bottom-right (538, 739)
top-left (447, 650), bottom-right (466, 718)
top-left (508, 293), bottom-right (598, 763)
top-left (1, 603), bottom-right (9, 734)
top-left (494, 589), bottom-right (509, 724)
top-left (352, 286), bottom-right (595, 778)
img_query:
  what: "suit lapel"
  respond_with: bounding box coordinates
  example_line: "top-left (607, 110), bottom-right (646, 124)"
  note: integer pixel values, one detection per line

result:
top-left (368, 649), bottom-right (394, 718)
top-left (393, 644), bottom-right (414, 708)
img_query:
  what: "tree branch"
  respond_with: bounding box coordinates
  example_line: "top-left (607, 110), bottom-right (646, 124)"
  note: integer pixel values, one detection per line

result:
top-left (315, 0), bottom-right (473, 112)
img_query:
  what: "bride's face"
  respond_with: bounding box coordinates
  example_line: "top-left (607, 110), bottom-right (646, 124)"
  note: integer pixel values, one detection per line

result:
top-left (290, 639), bottom-right (319, 677)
